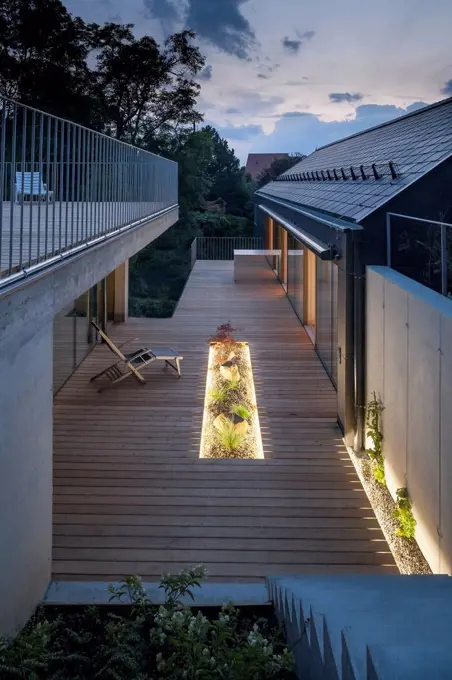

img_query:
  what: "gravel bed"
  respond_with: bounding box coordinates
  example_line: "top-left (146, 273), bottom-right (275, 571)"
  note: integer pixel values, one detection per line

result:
top-left (347, 447), bottom-right (432, 574)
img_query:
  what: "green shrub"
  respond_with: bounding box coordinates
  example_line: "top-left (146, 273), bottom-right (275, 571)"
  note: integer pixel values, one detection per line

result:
top-left (394, 488), bottom-right (417, 539)
top-left (365, 392), bottom-right (386, 485)
top-left (0, 567), bottom-right (294, 679)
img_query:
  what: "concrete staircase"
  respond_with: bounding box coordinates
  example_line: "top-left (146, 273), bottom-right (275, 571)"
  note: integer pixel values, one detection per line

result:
top-left (268, 575), bottom-right (452, 680)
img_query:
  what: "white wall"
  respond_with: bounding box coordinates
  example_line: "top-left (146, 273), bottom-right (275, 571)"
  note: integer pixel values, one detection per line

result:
top-left (0, 323), bottom-right (53, 635)
top-left (366, 266), bottom-right (452, 573)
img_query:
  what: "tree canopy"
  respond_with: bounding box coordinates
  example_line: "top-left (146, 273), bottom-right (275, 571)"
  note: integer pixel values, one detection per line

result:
top-left (0, 0), bottom-right (305, 317)
top-left (0, 0), bottom-right (205, 140)
top-left (256, 153), bottom-right (306, 188)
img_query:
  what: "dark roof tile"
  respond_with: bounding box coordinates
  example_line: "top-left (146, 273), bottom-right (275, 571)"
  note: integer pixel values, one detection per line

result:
top-left (257, 97), bottom-right (452, 222)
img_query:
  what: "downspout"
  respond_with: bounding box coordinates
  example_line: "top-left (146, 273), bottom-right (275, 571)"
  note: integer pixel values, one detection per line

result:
top-left (353, 232), bottom-right (366, 452)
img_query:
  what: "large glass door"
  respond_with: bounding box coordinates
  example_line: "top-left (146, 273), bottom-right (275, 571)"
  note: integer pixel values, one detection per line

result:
top-left (287, 235), bottom-right (304, 320)
top-left (304, 247), bottom-right (317, 343)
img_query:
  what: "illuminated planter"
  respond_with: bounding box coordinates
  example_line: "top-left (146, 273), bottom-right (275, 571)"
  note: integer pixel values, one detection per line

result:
top-left (200, 342), bottom-right (264, 459)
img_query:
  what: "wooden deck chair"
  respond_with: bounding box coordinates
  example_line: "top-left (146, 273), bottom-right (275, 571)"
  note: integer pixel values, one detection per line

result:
top-left (89, 321), bottom-right (182, 391)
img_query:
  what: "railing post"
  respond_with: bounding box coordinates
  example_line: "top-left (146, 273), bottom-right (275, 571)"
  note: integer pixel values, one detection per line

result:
top-left (441, 223), bottom-right (447, 296)
top-left (191, 237), bottom-right (197, 270)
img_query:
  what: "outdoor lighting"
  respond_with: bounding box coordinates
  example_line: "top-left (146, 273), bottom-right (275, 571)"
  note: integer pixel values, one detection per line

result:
top-left (199, 341), bottom-right (264, 459)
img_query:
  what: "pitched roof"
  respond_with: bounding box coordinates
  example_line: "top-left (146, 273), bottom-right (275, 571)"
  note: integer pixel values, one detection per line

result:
top-left (258, 97), bottom-right (452, 222)
top-left (245, 153), bottom-right (289, 180)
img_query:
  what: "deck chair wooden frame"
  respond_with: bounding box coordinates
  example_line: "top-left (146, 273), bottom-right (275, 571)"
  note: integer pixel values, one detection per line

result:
top-left (89, 322), bottom-right (182, 391)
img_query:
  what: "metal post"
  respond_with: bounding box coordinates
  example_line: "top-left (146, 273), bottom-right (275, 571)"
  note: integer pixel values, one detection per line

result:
top-left (386, 212), bottom-right (392, 267)
top-left (19, 107), bottom-right (27, 269)
top-left (0, 102), bottom-right (6, 275)
top-left (28, 109), bottom-right (36, 266)
top-left (441, 223), bottom-right (447, 296)
top-left (37, 113), bottom-right (43, 262)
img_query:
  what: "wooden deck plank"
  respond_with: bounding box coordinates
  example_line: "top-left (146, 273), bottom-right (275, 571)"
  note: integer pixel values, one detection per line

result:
top-left (53, 260), bottom-right (396, 581)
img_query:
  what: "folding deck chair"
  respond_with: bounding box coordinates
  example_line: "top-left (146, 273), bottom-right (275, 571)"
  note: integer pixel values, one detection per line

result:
top-left (89, 322), bottom-right (182, 391)
top-left (15, 171), bottom-right (53, 203)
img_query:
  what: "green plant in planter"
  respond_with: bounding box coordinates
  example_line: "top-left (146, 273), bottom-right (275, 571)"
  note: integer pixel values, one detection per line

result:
top-left (230, 404), bottom-right (251, 420)
top-left (394, 487), bottom-right (417, 538)
top-left (209, 386), bottom-right (230, 404)
top-left (0, 566), bottom-right (294, 680)
top-left (217, 417), bottom-right (245, 452)
top-left (365, 392), bottom-right (386, 485)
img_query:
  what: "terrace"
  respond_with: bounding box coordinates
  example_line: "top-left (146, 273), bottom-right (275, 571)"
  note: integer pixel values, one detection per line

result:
top-left (53, 258), bottom-right (396, 583)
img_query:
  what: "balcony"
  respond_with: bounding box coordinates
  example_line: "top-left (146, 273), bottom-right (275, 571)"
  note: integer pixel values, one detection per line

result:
top-left (0, 97), bottom-right (178, 289)
top-left (53, 257), bottom-right (396, 582)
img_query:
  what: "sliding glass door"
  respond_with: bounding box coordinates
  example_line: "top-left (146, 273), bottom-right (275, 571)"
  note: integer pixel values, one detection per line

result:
top-left (316, 259), bottom-right (338, 386)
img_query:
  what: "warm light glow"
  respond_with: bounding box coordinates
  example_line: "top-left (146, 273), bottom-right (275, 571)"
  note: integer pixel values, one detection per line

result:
top-left (199, 342), bottom-right (264, 460)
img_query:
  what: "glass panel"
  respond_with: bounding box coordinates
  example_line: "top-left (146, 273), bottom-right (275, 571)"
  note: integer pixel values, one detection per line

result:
top-left (53, 303), bottom-right (76, 393)
top-left (304, 248), bottom-right (316, 342)
top-left (315, 259), bottom-right (339, 385)
top-left (287, 235), bottom-right (304, 320)
top-left (75, 289), bottom-right (95, 367)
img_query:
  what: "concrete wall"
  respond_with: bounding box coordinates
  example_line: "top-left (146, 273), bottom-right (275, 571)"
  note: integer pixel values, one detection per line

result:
top-left (0, 322), bottom-right (53, 635)
top-left (0, 206), bottom-right (178, 635)
top-left (366, 266), bottom-right (452, 573)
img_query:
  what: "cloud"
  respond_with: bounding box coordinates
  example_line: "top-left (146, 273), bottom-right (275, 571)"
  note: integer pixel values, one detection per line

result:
top-left (329, 92), bottom-right (363, 104)
top-left (143, 0), bottom-right (179, 31)
top-left (225, 107), bottom-right (240, 114)
top-left (199, 65), bottom-right (213, 81)
top-left (145, 0), bottom-right (256, 60)
top-left (441, 79), bottom-right (452, 96)
top-left (229, 91), bottom-right (284, 117)
top-left (241, 102), bottom-right (430, 158)
top-left (258, 73), bottom-right (271, 79)
top-left (205, 122), bottom-right (264, 140)
top-left (282, 30), bottom-right (315, 54)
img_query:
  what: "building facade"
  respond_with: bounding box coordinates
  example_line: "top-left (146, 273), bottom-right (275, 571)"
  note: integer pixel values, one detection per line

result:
top-left (255, 96), bottom-right (452, 450)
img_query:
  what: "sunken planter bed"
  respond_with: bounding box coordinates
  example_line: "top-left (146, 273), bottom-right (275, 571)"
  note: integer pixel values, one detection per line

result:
top-left (200, 325), bottom-right (264, 459)
top-left (0, 568), bottom-right (295, 679)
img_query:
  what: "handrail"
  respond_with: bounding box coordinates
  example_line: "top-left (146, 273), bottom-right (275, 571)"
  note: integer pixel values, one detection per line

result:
top-left (191, 236), bottom-right (264, 265)
top-left (0, 96), bottom-right (178, 287)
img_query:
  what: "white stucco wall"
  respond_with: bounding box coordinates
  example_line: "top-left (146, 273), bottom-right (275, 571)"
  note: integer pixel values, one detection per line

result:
top-left (366, 266), bottom-right (452, 573)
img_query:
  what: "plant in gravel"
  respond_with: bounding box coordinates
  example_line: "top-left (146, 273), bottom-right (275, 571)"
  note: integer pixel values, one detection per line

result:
top-left (0, 566), bottom-right (294, 679)
top-left (216, 417), bottom-right (245, 452)
top-left (209, 386), bottom-right (231, 405)
top-left (209, 322), bottom-right (241, 364)
top-left (394, 487), bottom-right (417, 539)
top-left (230, 404), bottom-right (251, 420)
top-left (365, 392), bottom-right (386, 485)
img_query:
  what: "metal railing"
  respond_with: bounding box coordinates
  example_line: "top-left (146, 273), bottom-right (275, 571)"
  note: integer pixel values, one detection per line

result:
top-left (0, 96), bottom-right (178, 289)
top-left (386, 212), bottom-right (452, 297)
top-left (191, 236), bottom-right (264, 268)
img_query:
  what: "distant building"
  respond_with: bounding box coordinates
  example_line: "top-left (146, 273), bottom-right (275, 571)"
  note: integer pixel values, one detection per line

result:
top-left (245, 153), bottom-right (289, 181)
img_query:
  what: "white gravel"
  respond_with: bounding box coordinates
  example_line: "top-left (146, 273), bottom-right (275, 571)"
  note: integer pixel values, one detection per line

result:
top-left (347, 447), bottom-right (432, 575)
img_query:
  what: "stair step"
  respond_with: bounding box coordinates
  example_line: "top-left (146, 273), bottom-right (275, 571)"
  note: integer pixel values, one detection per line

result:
top-left (366, 644), bottom-right (452, 680)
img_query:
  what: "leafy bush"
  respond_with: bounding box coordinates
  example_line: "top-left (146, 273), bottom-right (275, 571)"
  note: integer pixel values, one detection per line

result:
top-left (0, 567), bottom-right (294, 680)
top-left (365, 392), bottom-right (386, 485)
top-left (394, 488), bottom-right (417, 539)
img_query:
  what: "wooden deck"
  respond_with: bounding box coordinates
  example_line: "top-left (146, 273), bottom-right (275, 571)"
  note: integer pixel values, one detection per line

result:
top-left (0, 201), bottom-right (167, 276)
top-left (53, 260), bottom-right (397, 581)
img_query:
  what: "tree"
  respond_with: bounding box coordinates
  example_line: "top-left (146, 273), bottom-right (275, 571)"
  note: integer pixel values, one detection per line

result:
top-left (93, 28), bottom-right (205, 144)
top-left (256, 153), bottom-right (306, 188)
top-left (202, 126), bottom-right (254, 218)
top-left (0, 1), bottom-right (205, 138)
top-left (0, 0), bottom-right (96, 124)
